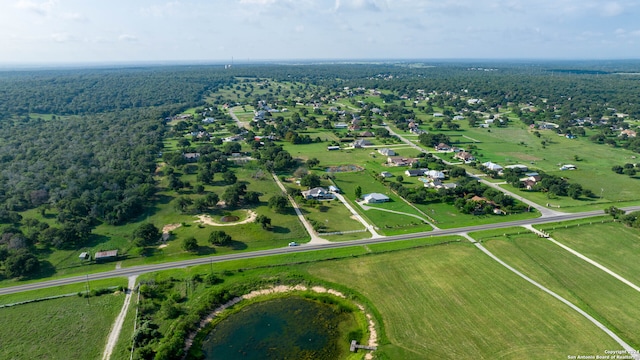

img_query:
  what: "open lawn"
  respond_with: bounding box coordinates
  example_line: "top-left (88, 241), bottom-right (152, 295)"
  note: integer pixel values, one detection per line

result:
top-left (298, 199), bottom-right (366, 235)
top-left (537, 222), bottom-right (640, 285)
top-left (413, 201), bottom-right (539, 229)
top-left (0, 294), bottom-right (124, 359)
top-left (431, 121), bottom-right (640, 207)
top-left (306, 243), bottom-right (620, 359)
top-left (333, 171), bottom-right (433, 235)
top-left (482, 233), bottom-right (640, 348)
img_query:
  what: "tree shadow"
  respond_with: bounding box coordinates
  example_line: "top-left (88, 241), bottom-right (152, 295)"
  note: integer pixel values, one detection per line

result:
top-left (26, 260), bottom-right (56, 280)
top-left (196, 246), bottom-right (217, 255)
top-left (228, 240), bottom-right (247, 250)
top-left (270, 226), bottom-right (290, 234)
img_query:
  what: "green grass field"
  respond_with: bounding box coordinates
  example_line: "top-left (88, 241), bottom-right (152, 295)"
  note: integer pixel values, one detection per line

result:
top-left (333, 172), bottom-right (434, 235)
top-left (0, 294), bottom-right (124, 359)
top-left (537, 222), bottom-right (640, 284)
top-left (431, 120), bottom-right (640, 209)
top-left (482, 233), bottom-right (640, 348)
top-left (306, 242), bottom-right (620, 359)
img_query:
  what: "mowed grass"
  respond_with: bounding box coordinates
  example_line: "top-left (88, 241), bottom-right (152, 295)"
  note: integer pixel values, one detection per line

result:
top-left (413, 201), bottom-right (539, 229)
top-left (333, 171), bottom-right (433, 235)
top-left (0, 294), bottom-right (124, 359)
top-left (306, 243), bottom-right (620, 359)
top-left (433, 121), bottom-right (640, 208)
top-left (538, 222), bottom-right (640, 285)
top-left (482, 233), bottom-right (640, 348)
top-left (298, 199), bottom-right (366, 234)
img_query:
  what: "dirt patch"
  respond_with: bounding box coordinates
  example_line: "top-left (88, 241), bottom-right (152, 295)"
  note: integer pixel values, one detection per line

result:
top-left (326, 165), bottom-right (364, 173)
top-left (195, 210), bottom-right (257, 226)
top-left (162, 223), bottom-right (182, 241)
top-left (220, 215), bottom-right (239, 222)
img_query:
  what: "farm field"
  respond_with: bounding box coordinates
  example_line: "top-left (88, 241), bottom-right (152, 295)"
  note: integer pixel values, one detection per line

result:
top-left (536, 221), bottom-right (640, 284)
top-left (0, 294), bottom-right (124, 360)
top-left (481, 232), bottom-right (640, 348)
top-left (306, 242), bottom-right (621, 359)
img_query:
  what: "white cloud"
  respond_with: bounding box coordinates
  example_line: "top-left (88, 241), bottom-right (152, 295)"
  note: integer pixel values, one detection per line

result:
top-left (50, 32), bottom-right (74, 43)
top-left (295, 25), bottom-right (305, 32)
top-left (60, 12), bottom-right (87, 21)
top-left (602, 2), bottom-right (623, 17)
top-left (140, 1), bottom-right (181, 17)
top-left (239, 0), bottom-right (277, 4)
top-left (334, 0), bottom-right (384, 12)
top-left (118, 34), bottom-right (138, 42)
top-left (14, 0), bottom-right (57, 16)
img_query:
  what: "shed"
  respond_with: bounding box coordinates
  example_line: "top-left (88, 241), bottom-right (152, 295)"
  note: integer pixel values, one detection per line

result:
top-left (79, 252), bottom-right (90, 261)
top-left (95, 250), bottom-right (118, 262)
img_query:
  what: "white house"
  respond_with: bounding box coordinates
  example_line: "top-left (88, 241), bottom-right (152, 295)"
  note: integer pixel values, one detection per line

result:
top-left (482, 161), bottom-right (503, 172)
top-left (302, 187), bottom-right (334, 200)
top-left (363, 193), bottom-right (390, 204)
top-left (378, 148), bottom-right (396, 156)
top-left (424, 170), bottom-right (446, 179)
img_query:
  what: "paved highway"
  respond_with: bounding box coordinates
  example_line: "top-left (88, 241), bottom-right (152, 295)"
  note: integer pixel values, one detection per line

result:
top-left (2, 206), bottom-right (637, 296)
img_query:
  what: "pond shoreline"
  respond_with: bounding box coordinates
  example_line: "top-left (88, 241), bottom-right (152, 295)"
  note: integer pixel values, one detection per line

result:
top-left (182, 285), bottom-right (378, 360)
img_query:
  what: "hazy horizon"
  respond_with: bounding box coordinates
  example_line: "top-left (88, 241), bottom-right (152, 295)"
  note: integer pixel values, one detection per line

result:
top-left (2, 1), bottom-right (640, 65)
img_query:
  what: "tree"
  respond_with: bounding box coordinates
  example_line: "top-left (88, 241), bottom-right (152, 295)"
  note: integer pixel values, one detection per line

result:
top-left (222, 171), bottom-right (237, 185)
top-left (208, 230), bottom-right (232, 246)
top-left (355, 185), bottom-right (362, 199)
top-left (182, 237), bottom-right (198, 252)
top-left (3, 249), bottom-right (40, 278)
top-left (396, 175), bottom-right (404, 183)
top-left (244, 191), bottom-right (260, 204)
top-left (255, 214), bottom-right (272, 230)
top-left (306, 158), bottom-right (320, 168)
top-left (300, 173), bottom-right (321, 188)
top-left (133, 223), bottom-right (161, 247)
top-left (268, 195), bottom-right (289, 213)
top-left (605, 206), bottom-right (625, 219)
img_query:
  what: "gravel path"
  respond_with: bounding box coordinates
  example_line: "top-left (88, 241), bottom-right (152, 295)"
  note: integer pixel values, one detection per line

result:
top-left (101, 275), bottom-right (137, 360)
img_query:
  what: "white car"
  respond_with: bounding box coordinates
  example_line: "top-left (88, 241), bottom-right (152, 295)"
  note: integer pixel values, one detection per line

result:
top-left (288, 242), bottom-right (299, 247)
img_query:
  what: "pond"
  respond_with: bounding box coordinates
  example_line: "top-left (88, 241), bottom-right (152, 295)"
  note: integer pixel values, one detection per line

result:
top-left (201, 296), bottom-right (358, 360)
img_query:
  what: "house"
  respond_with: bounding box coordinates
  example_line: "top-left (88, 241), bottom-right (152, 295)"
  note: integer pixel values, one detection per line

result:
top-left (79, 252), bottom-right (90, 261)
top-left (424, 170), bottom-right (446, 179)
top-left (328, 185), bottom-right (340, 193)
top-left (327, 145), bottom-right (341, 151)
top-left (301, 187), bottom-right (334, 200)
top-left (453, 115), bottom-right (465, 121)
top-left (202, 117), bottom-right (216, 124)
top-left (363, 193), bottom-right (390, 204)
top-left (433, 113), bottom-right (444, 117)
top-left (620, 129), bottom-right (637, 138)
top-left (360, 131), bottom-right (374, 137)
top-left (505, 164), bottom-right (529, 172)
top-left (334, 122), bottom-right (348, 129)
top-left (560, 164), bottom-right (577, 171)
top-left (405, 169), bottom-right (426, 177)
top-left (95, 250), bottom-right (118, 262)
top-left (380, 171), bottom-right (393, 178)
top-left (387, 156), bottom-right (409, 166)
top-left (455, 151), bottom-right (475, 163)
top-left (482, 162), bottom-right (503, 172)
top-left (352, 139), bottom-right (372, 148)
top-left (435, 143), bottom-right (451, 152)
top-left (223, 135), bottom-right (243, 142)
top-left (183, 153), bottom-right (201, 162)
top-left (565, 133), bottom-right (577, 139)
top-left (378, 148), bottom-right (396, 156)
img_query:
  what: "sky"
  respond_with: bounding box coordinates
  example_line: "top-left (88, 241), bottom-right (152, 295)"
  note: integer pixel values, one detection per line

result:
top-left (1, 0), bottom-right (640, 64)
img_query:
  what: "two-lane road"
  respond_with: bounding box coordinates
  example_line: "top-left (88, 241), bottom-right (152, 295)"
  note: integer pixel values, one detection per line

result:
top-left (3, 206), bottom-right (637, 296)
